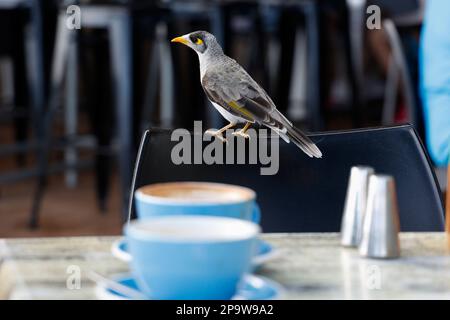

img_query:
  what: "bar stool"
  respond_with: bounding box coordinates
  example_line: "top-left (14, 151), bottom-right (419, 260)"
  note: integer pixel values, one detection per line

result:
top-left (381, 19), bottom-right (418, 128)
top-left (345, 0), bottom-right (424, 129)
top-left (346, 0), bottom-right (366, 127)
top-left (0, 0), bottom-right (45, 182)
top-left (274, 0), bottom-right (322, 131)
top-left (220, 1), bottom-right (269, 89)
top-left (136, 4), bottom-right (175, 132)
top-left (30, 2), bottom-right (133, 227)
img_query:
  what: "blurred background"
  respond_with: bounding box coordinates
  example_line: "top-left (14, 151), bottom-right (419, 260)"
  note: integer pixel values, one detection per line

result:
top-left (0, 0), bottom-right (447, 237)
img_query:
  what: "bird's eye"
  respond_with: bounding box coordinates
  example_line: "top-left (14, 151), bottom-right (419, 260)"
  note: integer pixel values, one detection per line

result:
top-left (195, 38), bottom-right (203, 45)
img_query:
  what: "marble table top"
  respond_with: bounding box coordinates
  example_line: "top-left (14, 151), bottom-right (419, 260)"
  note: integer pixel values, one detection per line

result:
top-left (1, 232), bottom-right (450, 299)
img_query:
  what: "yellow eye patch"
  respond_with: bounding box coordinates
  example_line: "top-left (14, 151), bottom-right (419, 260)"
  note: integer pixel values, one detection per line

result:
top-left (195, 38), bottom-right (203, 45)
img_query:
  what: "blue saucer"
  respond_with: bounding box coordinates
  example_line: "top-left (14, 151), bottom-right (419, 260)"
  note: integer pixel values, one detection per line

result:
top-left (111, 238), bottom-right (279, 267)
top-left (96, 273), bottom-right (284, 300)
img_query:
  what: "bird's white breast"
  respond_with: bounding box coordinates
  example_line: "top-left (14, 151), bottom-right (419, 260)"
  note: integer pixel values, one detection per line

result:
top-left (211, 102), bottom-right (243, 124)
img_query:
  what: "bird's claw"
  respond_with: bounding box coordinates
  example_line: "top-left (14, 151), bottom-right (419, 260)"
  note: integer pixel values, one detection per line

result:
top-left (216, 135), bottom-right (228, 144)
top-left (205, 129), bottom-right (228, 144)
top-left (232, 130), bottom-right (251, 140)
top-left (205, 129), bottom-right (218, 136)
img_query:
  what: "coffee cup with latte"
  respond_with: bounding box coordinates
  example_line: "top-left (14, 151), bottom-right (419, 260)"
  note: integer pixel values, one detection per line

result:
top-left (125, 215), bottom-right (260, 299)
top-left (134, 182), bottom-right (261, 223)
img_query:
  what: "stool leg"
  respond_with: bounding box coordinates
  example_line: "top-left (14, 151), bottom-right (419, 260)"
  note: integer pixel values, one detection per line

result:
top-left (141, 36), bottom-right (160, 132)
top-left (87, 36), bottom-right (112, 213)
top-left (30, 13), bottom-right (70, 228)
top-left (346, 0), bottom-right (366, 127)
top-left (208, 3), bottom-right (225, 129)
top-left (28, 0), bottom-right (45, 143)
top-left (382, 56), bottom-right (399, 125)
top-left (12, 42), bottom-right (28, 167)
top-left (158, 22), bottom-right (174, 127)
top-left (12, 10), bottom-right (28, 167)
top-left (382, 19), bottom-right (418, 126)
top-left (302, 2), bottom-right (322, 131)
top-left (110, 14), bottom-right (133, 221)
top-left (64, 35), bottom-right (79, 188)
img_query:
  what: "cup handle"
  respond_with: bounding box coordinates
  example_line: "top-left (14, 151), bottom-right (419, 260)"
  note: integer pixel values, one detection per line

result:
top-left (111, 238), bottom-right (132, 262)
top-left (252, 203), bottom-right (261, 223)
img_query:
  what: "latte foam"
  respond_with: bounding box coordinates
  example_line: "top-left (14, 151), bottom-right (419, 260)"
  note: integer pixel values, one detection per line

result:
top-left (137, 182), bottom-right (254, 204)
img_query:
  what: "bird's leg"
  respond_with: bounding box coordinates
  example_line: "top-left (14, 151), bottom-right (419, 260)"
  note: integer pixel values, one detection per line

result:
top-left (232, 122), bottom-right (252, 139)
top-left (205, 122), bottom-right (235, 143)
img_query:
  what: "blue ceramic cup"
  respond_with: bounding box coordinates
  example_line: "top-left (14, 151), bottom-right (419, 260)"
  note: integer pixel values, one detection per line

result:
top-left (134, 182), bottom-right (261, 223)
top-left (125, 215), bottom-right (260, 299)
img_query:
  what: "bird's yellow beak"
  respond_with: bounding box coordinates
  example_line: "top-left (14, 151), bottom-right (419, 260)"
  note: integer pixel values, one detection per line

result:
top-left (171, 36), bottom-right (189, 45)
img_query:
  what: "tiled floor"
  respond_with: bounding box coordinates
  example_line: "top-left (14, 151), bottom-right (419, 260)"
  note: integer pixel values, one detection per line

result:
top-left (0, 171), bottom-right (122, 238)
top-left (0, 124), bottom-right (123, 238)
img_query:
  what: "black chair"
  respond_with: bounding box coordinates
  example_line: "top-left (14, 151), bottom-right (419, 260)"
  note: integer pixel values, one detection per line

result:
top-left (128, 124), bottom-right (444, 232)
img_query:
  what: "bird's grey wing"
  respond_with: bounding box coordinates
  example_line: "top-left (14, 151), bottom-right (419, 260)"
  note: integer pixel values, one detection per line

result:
top-left (201, 69), bottom-right (283, 126)
top-left (202, 66), bottom-right (322, 158)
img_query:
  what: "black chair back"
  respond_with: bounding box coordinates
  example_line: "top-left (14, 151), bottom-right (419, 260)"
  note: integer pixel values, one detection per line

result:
top-left (129, 125), bottom-right (444, 232)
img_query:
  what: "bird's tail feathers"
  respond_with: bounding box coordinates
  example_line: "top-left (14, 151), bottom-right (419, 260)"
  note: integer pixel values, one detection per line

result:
top-left (272, 127), bottom-right (290, 143)
top-left (286, 126), bottom-right (322, 158)
top-left (269, 110), bottom-right (322, 158)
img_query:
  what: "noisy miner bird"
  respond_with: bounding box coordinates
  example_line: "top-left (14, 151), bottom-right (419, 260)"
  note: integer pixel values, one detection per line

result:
top-left (171, 31), bottom-right (322, 158)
